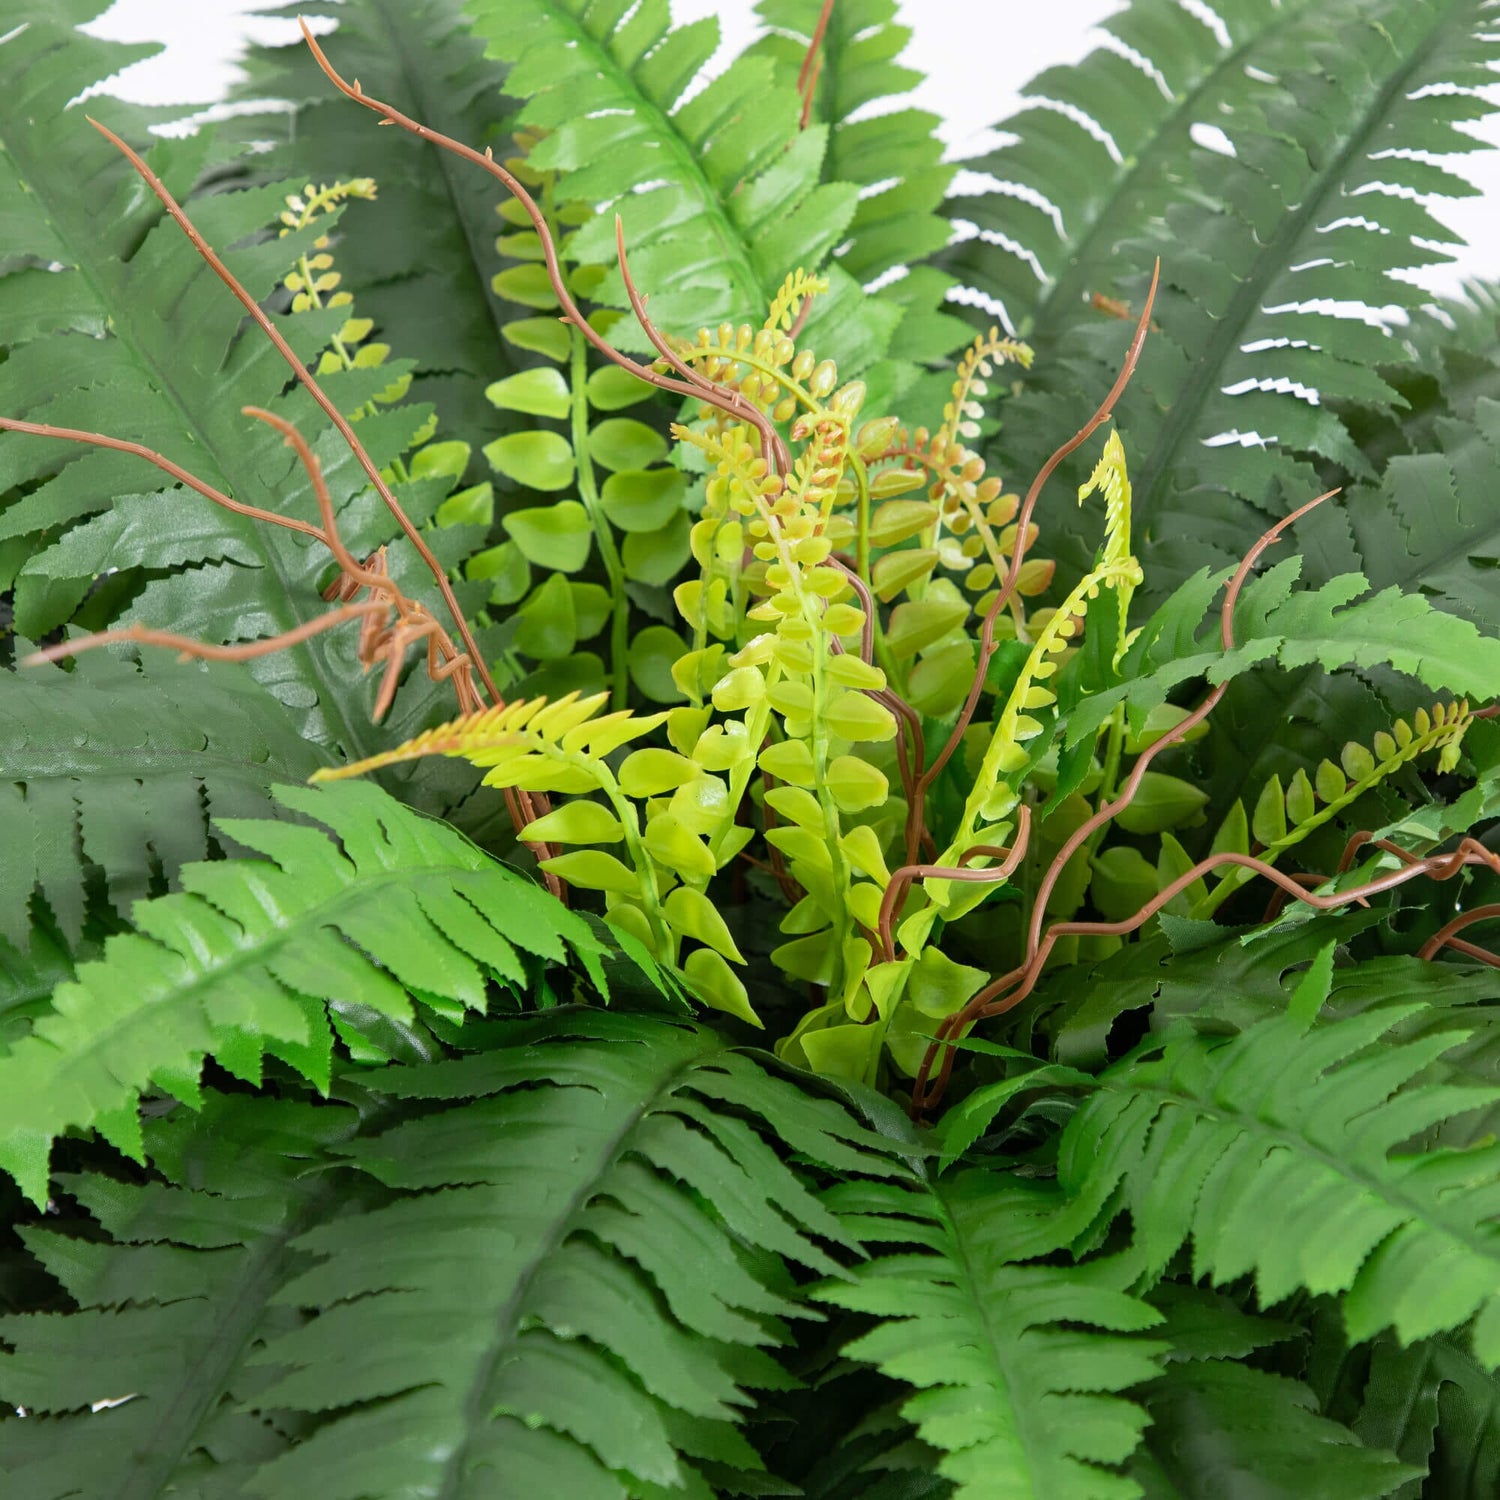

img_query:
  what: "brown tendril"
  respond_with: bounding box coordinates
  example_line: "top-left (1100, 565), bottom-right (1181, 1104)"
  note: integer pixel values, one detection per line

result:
top-left (909, 487), bottom-right (1347, 1113)
top-left (878, 804), bottom-right (1033, 962)
top-left (1418, 903), bottom-right (1500, 962)
top-left (796, 0), bottom-right (837, 130)
top-left (905, 262), bottom-right (1162, 856)
top-left (84, 115), bottom-right (500, 708)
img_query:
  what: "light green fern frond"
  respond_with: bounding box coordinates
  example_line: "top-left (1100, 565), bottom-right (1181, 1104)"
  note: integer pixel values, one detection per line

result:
top-left (1057, 950), bottom-right (1500, 1364)
top-left (466, 0), bottom-right (900, 378)
top-left (0, 780), bottom-right (607, 1204)
top-left (818, 1172), bottom-right (1165, 1499)
top-left (747, 0), bottom-right (974, 376)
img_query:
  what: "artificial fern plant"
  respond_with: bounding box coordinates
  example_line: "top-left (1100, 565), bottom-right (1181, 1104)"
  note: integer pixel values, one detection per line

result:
top-left (2, 0), bottom-right (1499, 1494)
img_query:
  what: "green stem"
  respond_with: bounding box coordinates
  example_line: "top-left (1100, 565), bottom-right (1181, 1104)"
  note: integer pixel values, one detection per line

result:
top-left (570, 327), bottom-right (630, 709)
top-left (597, 765), bottom-right (673, 958)
top-left (1083, 706), bottom-right (1126, 861)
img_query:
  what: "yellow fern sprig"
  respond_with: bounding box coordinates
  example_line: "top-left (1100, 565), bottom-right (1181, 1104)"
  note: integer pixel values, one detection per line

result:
top-left (764, 268), bottom-right (830, 334)
top-left (1077, 429), bottom-right (1136, 659)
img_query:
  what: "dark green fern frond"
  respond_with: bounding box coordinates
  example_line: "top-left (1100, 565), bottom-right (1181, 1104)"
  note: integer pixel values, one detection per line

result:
top-left (1354, 1334), bottom-right (1500, 1498)
top-left (0, 12), bottom-right (485, 759)
top-left (0, 1015), bottom-right (894, 1496)
top-left (1119, 1284), bottom-right (1418, 1498)
top-left (947, 0), bottom-right (1500, 596)
top-left (817, 1171), bottom-right (1165, 1498)
top-left (1131, 1360), bottom-right (1420, 1498)
top-left (1336, 392), bottom-right (1500, 632)
top-left (465, 0), bottom-right (900, 379)
top-left (945, 0), bottom-right (1326, 342)
top-left (0, 1091), bottom-right (358, 1497)
top-left (747, 0), bottom-right (972, 376)
top-left (0, 780), bottom-right (607, 1204)
top-left (226, 0), bottom-right (526, 459)
top-left (247, 1010), bottom-right (887, 1497)
top-left (1056, 949), bottom-right (1500, 1366)
top-left (0, 649), bottom-right (327, 951)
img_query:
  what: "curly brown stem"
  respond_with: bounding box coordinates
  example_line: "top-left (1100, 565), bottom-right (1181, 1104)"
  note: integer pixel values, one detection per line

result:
top-left (906, 261), bottom-right (1162, 853)
top-left (1418, 904), bottom-right (1500, 962)
top-left (0, 415), bottom-right (326, 543)
top-left (86, 115), bottom-right (500, 709)
top-left (912, 835), bottom-right (1500, 1114)
top-left (23, 607), bottom-right (386, 669)
top-left (909, 487), bottom-right (1339, 1112)
top-left (1261, 871), bottom-right (1373, 922)
top-left (878, 804), bottom-right (1032, 962)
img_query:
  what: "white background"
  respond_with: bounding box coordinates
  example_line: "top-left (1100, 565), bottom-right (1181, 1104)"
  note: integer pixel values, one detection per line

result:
top-left (84, 0), bottom-right (1500, 296)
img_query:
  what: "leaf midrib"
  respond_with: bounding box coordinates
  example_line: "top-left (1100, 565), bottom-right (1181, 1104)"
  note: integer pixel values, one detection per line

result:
top-left (108, 1169), bottom-right (340, 1500)
top-left (1, 76), bottom-right (378, 762)
top-left (487, 0), bottom-right (767, 314)
top-left (1133, 0), bottom-right (1467, 521)
top-left (434, 1041), bottom-right (713, 1499)
top-left (19, 853), bottom-right (488, 1124)
top-left (937, 1190), bottom-right (1051, 1495)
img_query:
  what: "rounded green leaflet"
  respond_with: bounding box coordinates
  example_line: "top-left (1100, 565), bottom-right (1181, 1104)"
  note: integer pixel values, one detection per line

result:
top-left (759, 739), bottom-right (815, 786)
top-left (570, 581), bottom-right (613, 641)
top-left (643, 814), bottom-right (715, 879)
top-left (538, 850), bottom-right (640, 896)
top-left (869, 499), bottom-right (939, 547)
top-left (503, 501), bottom-right (592, 572)
top-left (1089, 846), bottom-right (1160, 923)
top-left (411, 440), bottom-right (473, 483)
top-left (587, 364), bottom-right (655, 410)
top-left (1113, 772), bottom-right (1209, 835)
top-left (1252, 774), bottom-right (1288, 846)
top-left (434, 480), bottom-right (493, 529)
top-left (485, 431), bottom-right (576, 492)
top-left (798, 1021), bottom-right (878, 1080)
top-left (589, 418), bottom-right (668, 472)
top-left (502, 315), bottom-right (571, 362)
top-left (623, 511), bottom-right (692, 585)
top-left (467, 540), bottom-right (531, 605)
top-left (491, 263), bottom-right (557, 309)
top-left (872, 547), bottom-right (938, 602)
top-left (885, 597), bottom-right (969, 659)
top-left (1341, 741), bottom-right (1378, 782)
top-left (485, 367), bottom-right (571, 419)
top-left (825, 691), bottom-right (896, 743)
top-left (826, 756), bottom-right (888, 813)
top-left (682, 947), bottom-right (761, 1028)
top-left (515, 573), bottom-right (576, 660)
top-left (619, 748), bottom-right (700, 797)
top-left (629, 625), bottom-right (688, 703)
top-left (1315, 759), bottom-right (1347, 803)
top-left (1286, 767), bottom-right (1317, 826)
top-left (907, 641), bottom-right (974, 718)
top-left (663, 886), bottom-right (744, 963)
top-left (520, 800), bottom-right (624, 844)
top-left (600, 467), bottom-right (686, 532)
